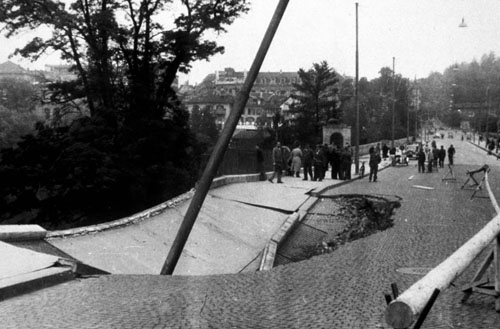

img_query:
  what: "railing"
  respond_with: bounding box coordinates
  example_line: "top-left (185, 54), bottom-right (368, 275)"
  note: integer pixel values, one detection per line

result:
top-left (385, 167), bottom-right (500, 329)
top-left (199, 148), bottom-right (273, 178)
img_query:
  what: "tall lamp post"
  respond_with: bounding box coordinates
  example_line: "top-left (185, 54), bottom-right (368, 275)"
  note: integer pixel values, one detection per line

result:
top-left (354, 2), bottom-right (359, 174)
top-left (391, 57), bottom-right (396, 147)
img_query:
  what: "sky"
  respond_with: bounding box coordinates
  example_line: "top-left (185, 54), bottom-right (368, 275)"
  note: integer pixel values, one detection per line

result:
top-left (1, 0), bottom-right (500, 84)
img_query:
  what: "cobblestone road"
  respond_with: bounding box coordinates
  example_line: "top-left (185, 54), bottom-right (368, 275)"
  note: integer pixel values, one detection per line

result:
top-left (1, 138), bottom-right (500, 328)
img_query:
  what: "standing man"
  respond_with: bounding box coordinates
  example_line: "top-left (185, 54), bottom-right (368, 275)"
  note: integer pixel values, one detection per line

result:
top-left (448, 144), bottom-right (456, 166)
top-left (369, 148), bottom-right (381, 182)
top-left (268, 142), bottom-right (285, 184)
top-left (302, 144), bottom-right (313, 181)
top-left (417, 146), bottom-right (426, 173)
top-left (432, 145), bottom-right (439, 171)
top-left (438, 145), bottom-right (446, 168)
top-left (427, 146), bottom-right (434, 173)
top-left (343, 145), bottom-right (353, 180)
top-left (290, 142), bottom-right (303, 178)
top-left (313, 144), bottom-right (326, 181)
top-left (382, 143), bottom-right (389, 160)
top-left (330, 144), bottom-right (341, 179)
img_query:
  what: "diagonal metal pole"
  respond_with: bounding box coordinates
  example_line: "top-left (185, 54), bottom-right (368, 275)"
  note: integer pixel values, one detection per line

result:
top-left (160, 0), bottom-right (290, 275)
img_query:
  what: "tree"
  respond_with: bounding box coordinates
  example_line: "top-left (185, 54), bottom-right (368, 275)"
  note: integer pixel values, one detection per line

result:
top-left (291, 61), bottom-right (339, 143)
top-left (190, 105), bottom-right (219, 145)
top-left (0, 78), bottom-right (43, 148)
top-left (0, 0), bottom-right (249, 119)
top-left (0, 0), bottom-right (250, 228)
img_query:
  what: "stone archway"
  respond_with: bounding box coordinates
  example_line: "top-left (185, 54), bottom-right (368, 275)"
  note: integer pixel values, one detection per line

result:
top-left (322, 124), bottom-right (351, 147)
top-left (330, 132), bottom-right (344, 148)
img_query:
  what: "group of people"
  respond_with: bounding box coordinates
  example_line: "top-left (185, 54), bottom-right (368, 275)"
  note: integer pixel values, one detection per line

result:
top-left (261, 138), bottom-right (458, 184)
top-left (416, 140), bottom-right (455, 173)
top-left (266, 141), bottom-right (354, 184)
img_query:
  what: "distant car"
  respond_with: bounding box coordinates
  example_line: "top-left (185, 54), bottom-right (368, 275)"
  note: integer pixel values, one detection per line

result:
top-left (448, 132), bottom-right (453, 138)
top-left (405, 144), bottom-right (419, 159)
top-left (433, 133), bottom-right (441, 139)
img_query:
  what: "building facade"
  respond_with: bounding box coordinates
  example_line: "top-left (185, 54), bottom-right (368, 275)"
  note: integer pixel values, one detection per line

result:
top-left (183, 68), bottom-right (301, 130)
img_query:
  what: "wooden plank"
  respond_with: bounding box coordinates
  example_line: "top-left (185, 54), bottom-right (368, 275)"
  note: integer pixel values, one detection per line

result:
top-left (472, 287), bottom-right (499, 297)
top-left (412, 185), bottom-right (435, 190)
top-left (461, 278), bottom-right (490, 293)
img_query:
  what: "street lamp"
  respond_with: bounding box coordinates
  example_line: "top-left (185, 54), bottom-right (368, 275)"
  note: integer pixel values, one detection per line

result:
top-left (354, 2), bottom-right (359, 174)
top-left (391, 57), bottom-right (396, 147)
top-left (459, 17), bottom-right (467, 28)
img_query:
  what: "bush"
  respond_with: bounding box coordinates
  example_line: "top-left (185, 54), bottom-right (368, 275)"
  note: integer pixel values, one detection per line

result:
top-left (0, 112), bottom-right (200, 229)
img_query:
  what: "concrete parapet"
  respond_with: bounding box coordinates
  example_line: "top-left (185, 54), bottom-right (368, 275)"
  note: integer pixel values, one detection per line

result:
top-left (210, 172), bottom-right (271, 189)
top-left (46, 172), bottom-right (272, 239)
top-left (46, 189), bottom-right (195, 238)
top-left (0, 265), bottom-right (75, 302)
top-left (0, 225), bottom-right (47, 241)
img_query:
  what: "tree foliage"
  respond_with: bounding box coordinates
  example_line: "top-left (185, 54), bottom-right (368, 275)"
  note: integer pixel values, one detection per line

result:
top-left (0, 0), bottom-right (249, 228)
top-left (0, 78), bottom-right (43, 149)
top-left (289, 61), bottom-right (339, 144)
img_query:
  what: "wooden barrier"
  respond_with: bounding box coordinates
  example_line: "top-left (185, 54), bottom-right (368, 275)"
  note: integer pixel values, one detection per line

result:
top-left (385, 166), bottom-right (500, 328)
top-left (385, 212), bottom-right (500, 328)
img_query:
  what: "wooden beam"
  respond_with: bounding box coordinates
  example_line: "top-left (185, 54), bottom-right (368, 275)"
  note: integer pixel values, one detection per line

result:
top-left (472, 287), bottom-right (498, 296)
top-left (385, 212), bottom-right (500, 329)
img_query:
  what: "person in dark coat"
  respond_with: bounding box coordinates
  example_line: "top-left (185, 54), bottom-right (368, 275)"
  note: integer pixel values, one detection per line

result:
top-left (342, 145), bottom-right (352, 180)
top-left (313, 144), bottom-right (327, 181)
top-left (330, 144), bottom-right (341, 179)
top-left (432, 146), bottom-right (439, 171)
top-left (382, 143), bottom-right (389, 160)
top-left (417, 147), bottom-right (426, 173)
top-left (389, 145), bottom-right (397, 166)
top-left (268, 142), bottom-right (285, 183)
top-left (448, 144), bottom-right (456, 165)
top-left (301, 144), bottom-right (313, 181)
top-left (438, 145), bottom-right (446, 168)
top-left (488, 140), bottom-right (495, 155)
top-left (369, 148), bottom-right (381, 182)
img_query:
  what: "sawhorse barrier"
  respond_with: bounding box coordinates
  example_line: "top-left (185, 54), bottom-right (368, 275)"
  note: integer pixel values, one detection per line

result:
top-left (385, 165), bottom-right (500, 329)
top-left (461, 170), bottom-right (500, 311)
top-left (441, 164), bottom-right (456, 181)
top-left (460, 164), bottom-right (490, 199)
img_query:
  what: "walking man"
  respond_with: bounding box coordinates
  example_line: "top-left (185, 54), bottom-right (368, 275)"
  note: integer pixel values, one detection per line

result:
top-left (417, 147), bottom-right (426, 173)
top-left (268, 142), bottom-right (285, 183)
top-left (448, 144), bottom-right (456, 165)
top-left (369, 148), bottom-right (381, 182)
top-left (302, 144), bottom-right (313, 181)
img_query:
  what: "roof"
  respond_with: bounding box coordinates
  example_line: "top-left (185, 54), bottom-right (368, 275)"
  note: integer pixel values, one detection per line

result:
top-left (0, 61), bottom-right (26, 74)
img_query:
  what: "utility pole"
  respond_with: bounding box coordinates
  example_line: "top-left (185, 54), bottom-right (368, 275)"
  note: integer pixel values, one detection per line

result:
top-left (486, 86), bottom-right (490, 138)
top-left (391, 56), bottom-right (395, 147)
top-left (160, 0), bottom-right (290, 275)
top-left (414, 77), bottom-right (419, 140)
top-left (354, 2), bottom-right (359, 174)
top-left (406, 80), bottom-right (410, 143)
